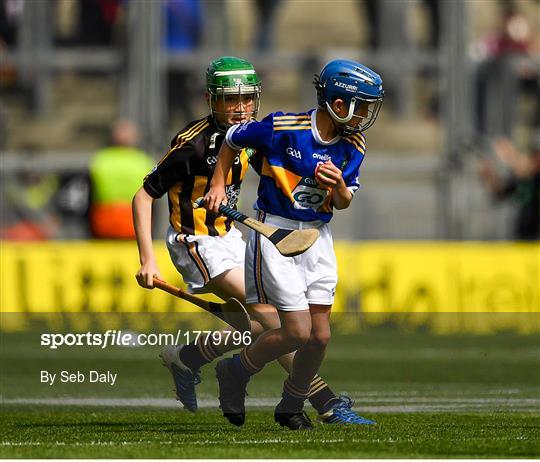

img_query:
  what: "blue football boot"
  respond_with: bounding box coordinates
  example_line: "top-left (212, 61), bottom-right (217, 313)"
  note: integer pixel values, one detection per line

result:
top-left (318, 395), bottom-right (375, 425)
top-left (160, 345), bottom-right (201, 412)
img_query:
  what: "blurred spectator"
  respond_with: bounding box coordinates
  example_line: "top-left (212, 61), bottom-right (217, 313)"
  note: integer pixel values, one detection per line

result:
top-left (421, 0), bottom-right (441, 51)
top-left (479, 133), bottom-right (540, 241)
top-left (473, 0), bottom-right (536, 143)
top-left (165, 0), bottom-right (202, 50)
top-left (0, 0), bottom-right (23, 47)
top-left (0, 148), bottom-right (61, 240)
top-left (0, 143), bottom-right (91, 240)
top-left (418, 0), bottom-right (441, 120)
top-left (89, 120), bottom-right (154, 239)
top-left (165, 0), bottom-right (203, 123)
top-left (253, 0), bottom-right (282, 53)
top-left (53, 171), bottom-right (92, 239)
top-left (0, 0), bottom-right (22, 92)
top-left (78, 0), bottom-right (122, 46)
top-left (361, 0), bottom-right (380, 50)
top-left (357, 0), bottom-right (412, 51)
top-left (356, 0), bottom-right (409, 115)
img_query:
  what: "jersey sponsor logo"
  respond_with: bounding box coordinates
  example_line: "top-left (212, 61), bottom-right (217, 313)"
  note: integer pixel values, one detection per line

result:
top-left (313, 152), bottom-right (332, 161)
top-left (225, 184), bottom-right (241, 208)
top-left (334, 81), bottom-right (358, 92)
top-left (291, 178), bottom-right (328, 210)
top-left (286, 147), bottom-right (302, 159)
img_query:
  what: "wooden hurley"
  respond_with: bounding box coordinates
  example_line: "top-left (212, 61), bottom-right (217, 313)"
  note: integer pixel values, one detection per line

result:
top-left (193, 198), bottom-right (319, 257)
top-left (152, 277), bottom-right (250, 333)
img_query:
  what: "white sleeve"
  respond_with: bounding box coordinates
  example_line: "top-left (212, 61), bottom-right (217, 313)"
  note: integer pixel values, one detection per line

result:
top-left (225, 124), bottom-right (242, 150)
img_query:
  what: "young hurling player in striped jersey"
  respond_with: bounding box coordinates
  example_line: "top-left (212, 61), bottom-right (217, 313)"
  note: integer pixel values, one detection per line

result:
top-left (205, 59), bottom-right (384, 430)
top-left (133, 57), bottom-right (357, 424)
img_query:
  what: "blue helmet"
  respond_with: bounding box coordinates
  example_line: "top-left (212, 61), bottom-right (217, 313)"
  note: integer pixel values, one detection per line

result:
top-left (314, 59), bottom-right (384, 135)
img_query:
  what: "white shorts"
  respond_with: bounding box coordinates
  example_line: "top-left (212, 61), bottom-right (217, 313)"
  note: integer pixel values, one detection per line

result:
top-left (245, 212), bottom-right (338, 311)
top-left (166, 226), bottom-right (245, 293)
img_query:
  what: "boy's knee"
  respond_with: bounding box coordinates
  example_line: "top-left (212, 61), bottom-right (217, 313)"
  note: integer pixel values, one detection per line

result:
top-left (309, 330), bottom-right (331, 349)
top-left (283, 326), bottom-right (311, 349)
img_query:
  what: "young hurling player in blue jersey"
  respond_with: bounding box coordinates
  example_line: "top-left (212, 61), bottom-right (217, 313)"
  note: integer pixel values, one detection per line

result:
top-left (204, 59), bottom-right (384, 430)
top-left (134, 57), bottom-right (370, 426)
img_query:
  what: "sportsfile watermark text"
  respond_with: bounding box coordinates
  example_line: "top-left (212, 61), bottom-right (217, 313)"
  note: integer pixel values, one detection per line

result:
top-left (40, 330), bottom-right (252, 349)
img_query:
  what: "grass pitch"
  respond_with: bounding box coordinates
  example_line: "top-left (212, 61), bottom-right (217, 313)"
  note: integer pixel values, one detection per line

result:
top-left (2, 408), bottom-right (538, 458)
top-left (1, 329), bottom-right (539, 458)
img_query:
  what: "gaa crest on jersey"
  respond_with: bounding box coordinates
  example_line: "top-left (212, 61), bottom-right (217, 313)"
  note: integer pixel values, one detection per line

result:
top-left (291, 177), bottom-right (328, 210)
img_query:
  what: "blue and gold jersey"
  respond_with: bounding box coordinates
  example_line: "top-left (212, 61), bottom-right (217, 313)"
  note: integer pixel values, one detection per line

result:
top-left (226, 109), bottom-right (366, 222)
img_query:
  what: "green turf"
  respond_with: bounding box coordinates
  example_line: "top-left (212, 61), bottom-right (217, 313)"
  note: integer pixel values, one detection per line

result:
top-left (1, 329), bottom-right (539, 457)
top-left (1, 407), bottom-right (538, 458)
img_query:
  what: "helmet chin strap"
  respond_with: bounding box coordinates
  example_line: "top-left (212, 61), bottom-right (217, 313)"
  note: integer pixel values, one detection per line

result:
top-left (324, 99), bottom-right (359, 136)
top-left (325, 98), bottom-right (356, 124)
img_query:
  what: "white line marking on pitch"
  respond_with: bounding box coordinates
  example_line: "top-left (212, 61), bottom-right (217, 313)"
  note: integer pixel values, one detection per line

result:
top-left (2, 397), bottom-right (539, 412)
top-left (0, 438), bottom-right (412, 447)
top-left (1, 435), bottom-right (532, 447)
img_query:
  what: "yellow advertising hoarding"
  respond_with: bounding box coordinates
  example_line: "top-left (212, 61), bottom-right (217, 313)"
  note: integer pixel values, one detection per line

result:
top-left (1, 241), bottom-right (538, 333)
top-left (334, 242), bottom-right (539, 333)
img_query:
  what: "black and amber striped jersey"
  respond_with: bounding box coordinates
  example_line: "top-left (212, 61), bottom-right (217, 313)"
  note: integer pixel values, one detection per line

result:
top-left (143, 116), bottom-right (249, 236)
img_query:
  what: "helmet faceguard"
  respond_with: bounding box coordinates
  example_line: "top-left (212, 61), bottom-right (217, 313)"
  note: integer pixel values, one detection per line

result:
top-left (314, 59), bottom-right (384, 136)
top-left (206, 57), bottom-right (262, 131)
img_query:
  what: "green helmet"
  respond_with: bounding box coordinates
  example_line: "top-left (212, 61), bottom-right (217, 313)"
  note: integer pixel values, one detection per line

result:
top-left (206, 56), bottom-right (262, 130)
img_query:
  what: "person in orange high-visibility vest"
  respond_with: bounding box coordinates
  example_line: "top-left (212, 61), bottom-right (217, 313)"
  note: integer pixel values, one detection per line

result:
top-left (89, 120), bottom-right (154, 239)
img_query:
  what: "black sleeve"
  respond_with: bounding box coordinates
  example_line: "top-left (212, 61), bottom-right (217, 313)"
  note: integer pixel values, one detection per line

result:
top-left (143, 141), bottom-right (196, 198)
top-left (248, 149), bottom-right (262, 176)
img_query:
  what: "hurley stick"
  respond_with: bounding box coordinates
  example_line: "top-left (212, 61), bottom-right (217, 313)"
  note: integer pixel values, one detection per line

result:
top-left (152, 277), bottom-right (250, 333)
top-left (193, 198), bottom-right (319, 257)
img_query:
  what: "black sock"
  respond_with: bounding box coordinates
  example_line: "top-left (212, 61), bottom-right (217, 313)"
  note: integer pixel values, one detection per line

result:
top-left (307, 375), bottom-right (336, 414)
top-left (280, 376), bottom-right (309, 413)
top-left (232, 349), bottom-right (263, 381)
top-left (280, 393), bottom-right (305, 413)
top-left (179, 339), bottom-right (221, 372)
